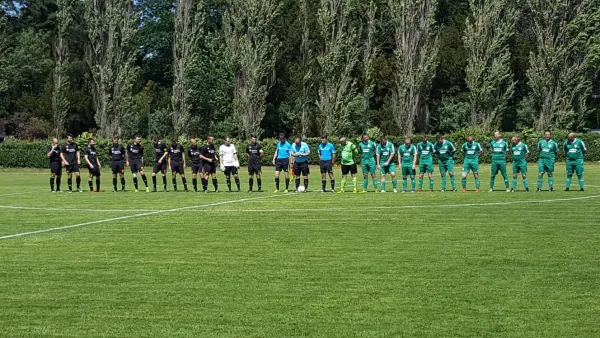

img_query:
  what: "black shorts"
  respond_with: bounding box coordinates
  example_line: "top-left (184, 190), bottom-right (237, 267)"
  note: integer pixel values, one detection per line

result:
top-left (224, 166), bottom-right (238, 176)
top-left (65, 163), bottom-right (80, 173)
top-left (88, 167), bottom-right (101, 177)
top-left (50, 162), bottom-right (62, 176)
top-left (293, 161), bottom-right (310, 176)
top-left (203, 162), bottom-right (216, 174)
top-left (248, 162), bottom-right (262, 175)
top-left (129, 159), bottom-right (143, 173)
top-left (275, 159), bottom-right (289, 172)
top-left (191, 163), bottom-right (202, 174)
top-left (320, 160), bottom-right (333, 174)
top-left (153, 161), bottom-right (167, 174)
top-left (341, 164), bottom-right (357, 176)
top-left (171, 162), bottom-right (185, 175)
top-left (111, 162), bottom-right (124, 175)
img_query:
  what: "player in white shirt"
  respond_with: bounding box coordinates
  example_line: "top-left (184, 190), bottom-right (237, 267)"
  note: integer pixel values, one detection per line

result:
top-left (219, 137), bottom-right (241, 192)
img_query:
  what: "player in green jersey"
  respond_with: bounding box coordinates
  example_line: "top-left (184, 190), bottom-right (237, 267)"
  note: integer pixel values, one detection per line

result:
top-left (398, 136), bottom-right (417, 193)
top-left (510, 136), bottom-right (530, 192)
top-left (338, 137), bottom-right (359, 193)
top-left (358, 134), bottom-right (379, 192)
top-left (563, 133), bottom-right (586, 191)
top-left (536, 131), bottom-right (558, 192)
top-left (417, 135), bottom-right (435, 192)
top-left (376, 136), bottom-right (397, 193)
top-left (489, 131), bottom-right (510, 192)
top-left (461, 136), bottom-right (483, 192)
top-left (434, 135), bottom-right (457, 192)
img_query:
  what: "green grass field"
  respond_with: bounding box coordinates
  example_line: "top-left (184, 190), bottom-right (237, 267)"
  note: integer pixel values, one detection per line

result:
top-left (1, 164), bottom-right (600, 337)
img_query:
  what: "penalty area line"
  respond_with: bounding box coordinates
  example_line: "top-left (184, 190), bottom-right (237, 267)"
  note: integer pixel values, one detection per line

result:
top-left (0, 194), bottom-right (287, 241)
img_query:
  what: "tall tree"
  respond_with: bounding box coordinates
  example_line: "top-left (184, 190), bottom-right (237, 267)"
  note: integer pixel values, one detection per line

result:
top-left (388, 0), bottom-right (439, 134)
top-left (358, 0), bottom-right (378, 130)
top-left (85, 0), bottom-right (138, 137)
top-left (526, 0), bottom-right (600, 130)
top-left (172, 0), bottom-right (204, 136)
top-left (464, 0), bottom-right (518, 130)
top-left (52, 0), bottom-right (72, 137)
top-left (315, 0), bottom-right (361, 136)
top-left (224, 0), bottom-right (281, 138)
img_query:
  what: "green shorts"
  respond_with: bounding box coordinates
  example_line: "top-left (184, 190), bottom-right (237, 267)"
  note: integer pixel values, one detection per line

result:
top-left (463, 161), bottom-right (479, 173)
top-left (401, 166), bottom-right (415, 177)
top-left (361, 161), bottom-right (377, 175)
top-left (538, 160), bottom-right (555, 174)
top-left (380, 163), bottom-right (396, 175)
top-left (491, 161), bottom-right (507, 176)
top-left (512, 163), bottom-right (528, 175)
top-left (438, 160), bottom-right (455, 175)
top-left (566, 161), bottom-right (584, 176)
top-left (419, 162), bottom-right (434, 174)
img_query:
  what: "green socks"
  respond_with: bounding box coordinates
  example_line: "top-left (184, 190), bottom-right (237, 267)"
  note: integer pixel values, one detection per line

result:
top-left (475, 178), bottom-right (480, 189)
top-left (441, 175), bottom-right (447, 190)
top-left (392, 179), bottom-right (398, 189)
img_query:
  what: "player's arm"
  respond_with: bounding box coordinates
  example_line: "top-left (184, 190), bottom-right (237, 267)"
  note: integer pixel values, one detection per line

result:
top-left (47, 145), bottom-right (55, 158)
top-left (60, 146), bottom-right (68, 165)
top-left (386, 145), bottom-right (394, 166)
top-left (412, 150), bottom-right (418, 169)
top-left (272, 148), bottom-right (278, 165)
top-left (581, 140), bottom-right (587, 154)
top-left (182, 152), bottom-right (186, 168)
top-left (84, 151), bottom-right (93, 168)
top-left (259, 148), bottom-right (265, 158)
top-left (331, 145), bottom-right (336, 163)
top-left (125, 148), bottom-right (129, 166)
top-left (376, 146), bottom-right (381, 169)
top-left (478, 143), bottom-right (483, 156)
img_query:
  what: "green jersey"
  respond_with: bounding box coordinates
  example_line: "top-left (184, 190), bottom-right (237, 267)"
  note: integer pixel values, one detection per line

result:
top-left (462, 141), bottom-right (483, 161)
top-left (434, 140), bottom-right (456, 162)
top-left (563, 138), bottom-right (586, 162)
top-left (490, 139), bottom-right (509, 162)
top-left (417, 141), bottom-right (435, 164)
top-left (537, 139), bottom-right (558, 161)
top-left (511, 142), bottom-right (529, 165)
top-left (399, 144), bottom-right (417, 166)
top-left (377, 141), bottom-right (395, 164)
top-left (340, 142), bottom-right (358, 165)
top-left (359, 140), bottom-right (377, 162)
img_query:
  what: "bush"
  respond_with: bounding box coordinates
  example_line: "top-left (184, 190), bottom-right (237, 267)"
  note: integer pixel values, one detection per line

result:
top-left (1, 130), bottom-right (599, 169)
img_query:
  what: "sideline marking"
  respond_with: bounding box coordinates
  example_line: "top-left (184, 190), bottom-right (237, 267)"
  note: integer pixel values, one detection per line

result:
top-left (0, 205), bottom-right (154, 212)
top-left (0, 195), bottom-right (286, 240)
top-left (0, 192), bottom-right (36, 197)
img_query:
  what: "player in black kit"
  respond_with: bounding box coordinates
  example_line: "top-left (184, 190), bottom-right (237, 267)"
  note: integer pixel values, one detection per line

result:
top-left (60, 134), bottom-right (83, 193)
top-left (47, 138), bottom-right (63, 192)
top-left (127, 136), bottom-right (149, 192)
top-left (188, 138), bottom-right (203, 192)
top-left (247, 135), bottom-right (264, 192)
top-left (199, 136), bottom-right (219, 193)
top-left (84, 138), bottom-right (102, 192)
top-left (109, 136), bottom-right (127, 192)
top-left (168, 138), bottom-right (188, 192)
top-left (151, 136), bottom-right (169, 192)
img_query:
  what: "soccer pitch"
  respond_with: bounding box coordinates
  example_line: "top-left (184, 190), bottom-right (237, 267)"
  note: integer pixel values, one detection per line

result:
top-left (1, 165), bottom-right (600, 337)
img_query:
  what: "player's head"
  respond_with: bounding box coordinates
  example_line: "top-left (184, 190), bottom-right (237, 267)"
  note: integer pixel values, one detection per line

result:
top-left (294, 136), bottom-right (302, 146)
top-left (66, 134), bottom-right (74, 143)
top-left (405, 136), bottom-right (411, 145)
top-left (494, 131), bottom-right (501, 140)
top-left (467, 136), bottom-right (474, 143)
top-left (134, 136), bottom-right (141, 144)
top-left (278, 133), bottom-right (286, 143)
top-left (544, 131), bottom-right (551, 140)
top-left (339, 137), bottom-right (347, 145)
top-left (151, 136), bottom-right (159, 144)
top-left (567, 132), bottom-right (575, 141)
top-left (224, 136), bottom-right (231, 146)
top-left (511, 136), bottom-right (520, 145)
top-left (361, 133), bottom-right (369, 142)
top-left (88, 138), bottom-right (95, 146)
top-left (421, 135), bottom-right (428, 144)
top-left (191, 138), bottom-right (197, 147)
top-left (250, 135), bottom-right (257, 144)
top-left (321, 134), bottom-right (328, 144)
top-left (207, 136), bottom-right (214, 145)
top-left (436, 134), bottom-right (444, 144)
top-left (52, 137), bottom-right (58, 145)
top-left (380, 135), bottom-right (387, 145)
top-left (112, 136), bottom-right (119, 144)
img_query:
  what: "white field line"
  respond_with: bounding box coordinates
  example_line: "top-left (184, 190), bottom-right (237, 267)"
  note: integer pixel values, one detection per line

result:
top-left (0, 205), bottom-right (154, 212)
top-left (0, 194), bottom-right (286, 240)
top-left (0, 192), bottom-right (36, 197)
top-left (199, 194), bottom-right (600, 213)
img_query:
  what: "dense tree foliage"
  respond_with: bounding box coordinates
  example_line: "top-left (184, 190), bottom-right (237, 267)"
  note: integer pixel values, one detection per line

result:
top-left (0, 0), bottom-right (599, 140)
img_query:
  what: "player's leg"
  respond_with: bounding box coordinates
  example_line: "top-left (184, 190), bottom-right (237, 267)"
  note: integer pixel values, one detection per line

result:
top-left (522, 165), bottom-right (529, 191)
top-left (67, 170), bottom-right (73, 192)
top-left (448, 160), bottom-right (456, 191)
top-left (328, 169), bottom-right (335, 191)
top-left (361, 162), bottom-right (369, 192)
top-left (55, 165), bottom-right (62, 192)
top-left (180, 166), bottom-right (188, 192)
top-left (371, 165), bottom-right (379, 191)
top-left (74, 169), bottom-right (82, 192)
top-left (88, 170), bottom-right (94, 192)
top-left (248, 165), bottom-right (255, 192)
top-left (339, 165), bottom-right (348, 193)
top-left (500, 163), bottom-right (509, 190)
top-left (225, 167), bottom-right (233, 192)
top-left (351, 165), bottom-right (358, 192)
top-left (192, 167), bottom-right (198, 192)
top-left (428, 170), bottom-right (434, 191)
top-left (390, 165), bottom-right (398, 192)
top-left (210, 169), bottom-right (218, 192)
top-left (380, 167), bottom-right (387, 192)
top-left (112, 164), bottom-right (118, 192)
top-left (512, 164), bottom-right (519, 191)
top-left (461, 162), bottom-right (469, 191)
top-left (284, 162), bottom-right (291, 191)
top-left (294, 164), bottom-right (301, 191)
top-left (547, 163), bottom-right (555, 191)
top-left (119, 169), bottom-right (126, 191)
top-left (95, 169), bottom-right (101, 192)
top-left (473, 163), bottom-right (481, 191)
top-left (439, 163), bottom-right (447, 191)
top-left (50, 163), bottom-right (58, 192)
top-left (171, 165), bottom-right (178, 191)
top-left (537, 161), bottom-right (545, 191)
top-left (232, 167), bottom-right (241, 192)
top-left (490, 162), bottom-right (499, 191)
top-left (303, 164), bottom-right (310, 191)
top-left (418, 164), bottom-right (425, 192)
top-left (576, 162), bottom-right (584, 190)
top-left (132, 166), bottom-right (139, 192)
top-left (202, 164), bottom-right (210, 192)
top-left (139, 167), bottom-right (148, 190)
top-left (152, 165), bottom-right (158, 191)
top-left (401, 166), bottom-right (409, 192)
top-left (320, 164), bottom-right (327, 192)
top-left (274, 165), bottom-right (281, 192)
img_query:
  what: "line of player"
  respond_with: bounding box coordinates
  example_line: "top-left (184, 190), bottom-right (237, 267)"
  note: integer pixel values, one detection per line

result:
top-left (46, 130), bottom-right (587, 194)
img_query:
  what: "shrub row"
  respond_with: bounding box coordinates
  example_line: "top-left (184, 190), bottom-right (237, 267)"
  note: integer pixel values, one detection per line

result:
top-left (1, 130), bottom-right (600, 169)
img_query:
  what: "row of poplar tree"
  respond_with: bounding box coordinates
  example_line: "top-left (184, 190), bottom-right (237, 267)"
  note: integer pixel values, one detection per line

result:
top-left (1, 0), bottom-right (600, 140)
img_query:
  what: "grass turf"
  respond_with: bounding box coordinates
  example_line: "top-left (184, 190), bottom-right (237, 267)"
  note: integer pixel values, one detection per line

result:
top-left (1, 164), bottom-right (600, 337)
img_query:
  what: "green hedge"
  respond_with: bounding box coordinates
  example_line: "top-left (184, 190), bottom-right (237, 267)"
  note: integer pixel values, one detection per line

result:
top-left (1, 130), bottom-right (600, 169)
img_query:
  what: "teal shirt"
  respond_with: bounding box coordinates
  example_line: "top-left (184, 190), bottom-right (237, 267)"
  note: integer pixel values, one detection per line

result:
top-left (462, 141), bottom-right (483, 162)
top-left (291, 142), bottom-right (310, 163)
top-left (537, 139), bottom-right (558, 161)
top-left (563, 138), bottom-right (586, 162)
top-left (511, 142), bottom-right (529, 165)
top-left (377, 142), bottom-right (395, 165)
top-left (359, 140), bottom-right (377, 162)
top-left (276, 141), bottom-right (292, 159)
top-left (399, 144), bottom-right (417, 166)
top-left (417, 141), bottom-right (435, 164)
top-left (490, 139), bottom-right (509, 162)
top-left (434, 140), bottom-right (456, 162)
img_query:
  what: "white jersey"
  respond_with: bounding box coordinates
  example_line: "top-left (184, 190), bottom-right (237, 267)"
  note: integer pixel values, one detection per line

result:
top-left (219, 144), bottom-right (238, 166)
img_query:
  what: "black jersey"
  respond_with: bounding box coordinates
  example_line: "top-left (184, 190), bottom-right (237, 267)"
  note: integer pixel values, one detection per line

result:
top-left (109, 144), bottom-right (126, 162)
top-left (168, 143), bottom-right (185, 162)
top-left (201, 144), bottom-right (217, 161)
top-left (47, 144), bottom-right (62, 164)
top-left (61, 142), bottom-right (79, 164)
top-left (187, 146), bottom-right (202, 165)
top-left (84, 146), bottom-right (99, 164)
top-left (154, 142), bottom-right (168, 161)
top-left (127, 143), bottom-right (144, 160)
top-left (247, 143), bottom-right (263, 163)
